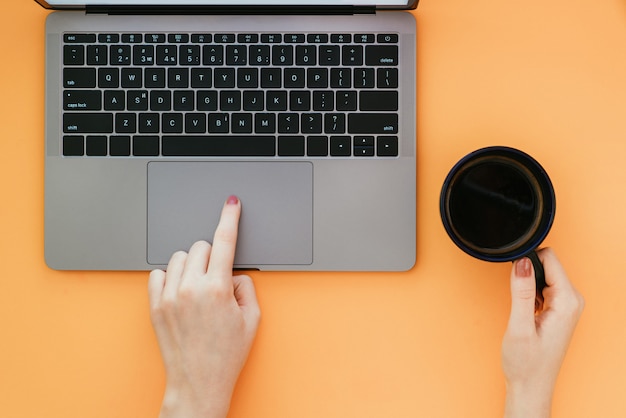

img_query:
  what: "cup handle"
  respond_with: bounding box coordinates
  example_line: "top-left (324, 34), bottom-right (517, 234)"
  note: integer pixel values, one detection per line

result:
top-left (526, 251), bottom-right (547, 292)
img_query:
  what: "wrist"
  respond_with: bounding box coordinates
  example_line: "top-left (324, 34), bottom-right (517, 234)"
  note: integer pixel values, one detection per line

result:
top-left (159, 383), bottom-right (232, 418)
top-left (504, 382), bottom-right (553, 418)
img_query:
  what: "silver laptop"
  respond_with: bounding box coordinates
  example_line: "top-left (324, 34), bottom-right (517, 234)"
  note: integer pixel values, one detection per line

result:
top-left (39, 0), bottom-right (417, 271)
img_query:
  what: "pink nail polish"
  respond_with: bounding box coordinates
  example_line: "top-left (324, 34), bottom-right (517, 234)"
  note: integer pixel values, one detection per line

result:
top-left (227, 195), bottom-right (239, 205)
top-left (515, 257), bottom-right (532, 278)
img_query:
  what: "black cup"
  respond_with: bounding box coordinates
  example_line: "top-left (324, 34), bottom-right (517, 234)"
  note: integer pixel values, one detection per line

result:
top-left (440, 146), bottom-right (556, 290)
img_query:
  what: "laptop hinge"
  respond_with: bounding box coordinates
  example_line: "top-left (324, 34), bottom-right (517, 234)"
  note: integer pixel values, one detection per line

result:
top-left (85, 6), bottom-right (377, 15)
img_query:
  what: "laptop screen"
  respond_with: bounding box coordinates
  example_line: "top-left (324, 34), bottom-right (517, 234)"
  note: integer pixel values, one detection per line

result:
top-left (43, 0), bottom-right (413, 7)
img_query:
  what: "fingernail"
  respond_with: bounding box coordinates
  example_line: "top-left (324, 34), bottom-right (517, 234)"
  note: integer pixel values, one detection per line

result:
top-left (515, 257), bottom-right (532, 278)
top-left (227, 195), bottom-right (239, 205)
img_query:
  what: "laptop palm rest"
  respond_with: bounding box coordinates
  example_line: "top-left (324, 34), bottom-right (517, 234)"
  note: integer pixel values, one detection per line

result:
top-left (147, 161), bottom-right (313, 267)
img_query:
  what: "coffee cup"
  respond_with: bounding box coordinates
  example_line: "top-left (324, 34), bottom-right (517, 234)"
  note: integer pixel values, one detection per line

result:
top-left (439, 146), bottom-right (556, 290)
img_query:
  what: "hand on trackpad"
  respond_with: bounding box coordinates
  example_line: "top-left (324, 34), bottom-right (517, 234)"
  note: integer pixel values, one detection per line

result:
top-left (147, 162), bottom-right (313, 267)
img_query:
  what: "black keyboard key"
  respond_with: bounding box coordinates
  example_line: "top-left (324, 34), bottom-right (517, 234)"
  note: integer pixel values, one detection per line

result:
top-left (261, 68), bottom-right (281, 88)
top-left (324, 113), bottom-right (345, 134)
top-left (377, 136), bottom-right (398, 157)
top-left (348, 113), bottom-right (398, 134)
top-left (355, 34), bottom-right (375, 43)
top-left (301, 113), bottom-right (323, 134)
top-left (377, 68), bottom-right (398, 88)
top-left (203, 45), bottom-right (223, 65)
top-left (342, 45), bottom-right (363, 66)
top-left (64, 68), bottom-right (96, 88)
top-left (139, 113), bottom-right (160, 133)
top-left (86, 135), bottom-right (107, 156)
top-left (64, 34), bottom-right (96, 43)
top-left (359, 91), bottom-right (398, 111)
top-left (133, 136), bottom-right (160, 156)
top-left (185, 113), bottom-right (207, 133)
top-left (272, 45), bottom-right (293, 66)
top-left (214, 68), bottom-right (235, 88)
top-left (63, 136), bottom-right (84, 156)
top-left (133, 45), bottom-right (155, 65)
top-left (353, 136), bottom-right (375, 157)
top-left (146, 34), bottom-right (166, 43)
top-left (215, 34), bottom-right (236, 43)
top-left (365, 45), bottom-right (398, 66)
top-left (336, 91), bottom-right (357, 111)
top-left (330, 34), bottom-right (351, 43)
top-left (255, 113), bottom-right (276, 133)
top-left (121, 68), bottom-right (143, 88)
top-left (64, 45), bottom-right (84, 65)
top-left (330, 136), bottom-right (351, 156)
top-left (111, 45), bottom-right (132, 65)
top-left (168, 34), bottom-right (189, 43)
top-left (64, 90), bottom-right (102, 111)
top-left (307, 136), bottom-right (328, 156)
top-left (162, 113), bottom-right (183, 133)
top-left (156, 45), bottom-right (178, 65)
top-left (99, 68), bottom-right (119, 88)
top-left (354, 68), bottom-right (375, 88)
top-left (191, 33), bottom-right (212, 43)
top-left (110, 136), bottom-right (131, 156)
top-left (180, 45), bottom-right (201, 65)
top-left (319, 45), bottom-right (340, 66)
top-left (285, 34), bottom-right (305, 43)
top-left (98, 34), bottom-right (119, 43)
top-left (104, 90), bottom-right (125, 110)
top-left (226, 45), bottom-right (247, 65)
top-left (278, 136), bottom-right (305, 156)
top-left (121, 34), bottom-right (142, 43)
top-left (116, 113), bottom-right (137, 133)
top-left (208, 113), bottom-right (230, 133)
top-left (162, 135), bottom-right (276, 156)
top-left (64, 113), bottom-right (113, 133)
top-left (378, 34), bottom-right (399, 43)
top-left (87, 45), bottom-right (108, 65)
top-left (238, 34), bottom-right (258, 43)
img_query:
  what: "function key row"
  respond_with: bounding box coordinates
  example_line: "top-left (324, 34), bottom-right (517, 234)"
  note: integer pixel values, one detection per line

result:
top-left (64, 33), bottom-right (399, 44)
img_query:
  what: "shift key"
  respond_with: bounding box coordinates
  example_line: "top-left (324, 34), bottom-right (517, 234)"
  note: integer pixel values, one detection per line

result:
top-left (348, 113), bottom-right (398, 134)
top-left (63, 113), bottom-right (113, 133)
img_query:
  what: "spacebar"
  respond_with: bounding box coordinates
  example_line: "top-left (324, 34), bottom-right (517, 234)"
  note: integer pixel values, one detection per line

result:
top-left (162, 136), bottom-right (276, 156)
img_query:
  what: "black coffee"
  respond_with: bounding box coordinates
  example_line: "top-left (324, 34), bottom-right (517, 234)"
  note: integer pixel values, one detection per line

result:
top-left (447, 160), bottom-right (540, 253)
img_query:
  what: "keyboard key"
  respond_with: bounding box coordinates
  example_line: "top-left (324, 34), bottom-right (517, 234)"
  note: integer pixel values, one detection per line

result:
top-left (162, 113), bottom-right (183, 133)
top-left (121, 34), bottom-right (142, 43)
top-left (64, 68), bottom-right (96, 88)
top-left (348, 113), bottom-right (398, 134)
top-left (162, 136), bottom-right (276, 156)
top-left (272, 45), bottom-right (294, 66)
top-left (365, 45), bottom-right (398, 66)
top-left (87, 45), bottom-right (108, 65)
top-left (133, 136), bottom-right (159, 156)
top-left (64, 113), bottom-right (113, 133)
top-left (64, 90), bottom-right (102, 111)
top-left (86, 135), bottom-right (107, 156)
top-left (353, 136), bottom-right (375, 156)
top-left (63, 136), bottom-right (84, 156)
top-left (278, 136), bottom-right (305, 156)
top-left (64, 45), bottom-right (85, 65)
top-left (307, 136), bottom-right (328, 156)
top-left (377, 34), bottom-right (399, 43)
top-left (64, 34), bottom-right (96, 43)
top-left (377, 136), bottom-right (398, 157)
top-left (116, 113), bottom-right (137, 133)
top-left (359, 91), bottom-right (398, 111)
top-left (330, 136), bottom-right (351, 156)
top-left (109, 136), bottom-right (131, 156)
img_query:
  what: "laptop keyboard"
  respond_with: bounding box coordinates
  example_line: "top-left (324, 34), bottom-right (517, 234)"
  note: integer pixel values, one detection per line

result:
top-left (61, 32), bottom-right (400, 158)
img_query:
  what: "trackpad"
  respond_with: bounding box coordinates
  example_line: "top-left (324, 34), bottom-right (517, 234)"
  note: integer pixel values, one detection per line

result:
top-left (147, 162), bottom-right (313, 266)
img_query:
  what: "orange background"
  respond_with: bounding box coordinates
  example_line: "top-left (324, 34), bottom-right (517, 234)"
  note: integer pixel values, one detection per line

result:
top-left (1, 0), bottom-right (625, 417)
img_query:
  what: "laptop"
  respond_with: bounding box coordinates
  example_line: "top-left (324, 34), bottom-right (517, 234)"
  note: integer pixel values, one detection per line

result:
top-left (38, 0), bottom-right (417, 271)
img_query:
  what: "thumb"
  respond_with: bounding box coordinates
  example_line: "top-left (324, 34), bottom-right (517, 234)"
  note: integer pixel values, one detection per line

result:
top-left (233, 274), bottom-right (261, 332)
top-left (507, 257), bottom-right (538, 337)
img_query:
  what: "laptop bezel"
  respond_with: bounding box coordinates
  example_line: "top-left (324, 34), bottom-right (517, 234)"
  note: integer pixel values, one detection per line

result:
top-left (35, 0), bottom-right (418, 11)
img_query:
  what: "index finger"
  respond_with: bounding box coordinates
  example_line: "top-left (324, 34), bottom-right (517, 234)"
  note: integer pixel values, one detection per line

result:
top-left (206, 195), bottom-right (242, 280)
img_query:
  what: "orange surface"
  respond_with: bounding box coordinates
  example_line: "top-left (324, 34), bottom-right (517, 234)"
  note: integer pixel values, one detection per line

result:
top-left (1, 1), bottom-right (625, 417)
